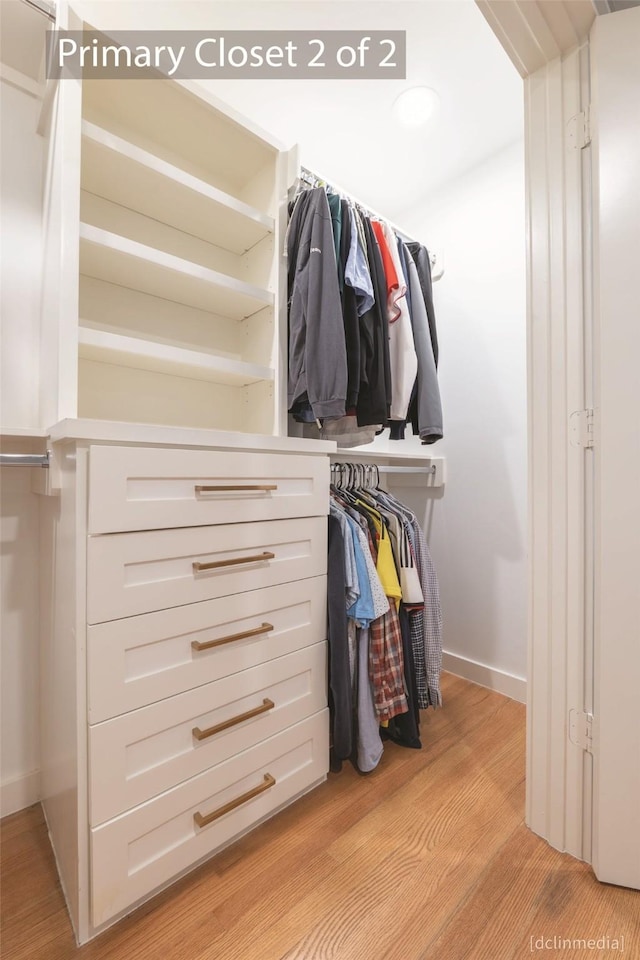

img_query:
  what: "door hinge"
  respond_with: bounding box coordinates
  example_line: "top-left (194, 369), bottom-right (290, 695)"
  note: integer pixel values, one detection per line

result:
top-left (570, 409), bottom-right (595, 448)
top-left (568, 108), bottom-right (591, 149)
top-left (569, 709), bottom-right (594, 754)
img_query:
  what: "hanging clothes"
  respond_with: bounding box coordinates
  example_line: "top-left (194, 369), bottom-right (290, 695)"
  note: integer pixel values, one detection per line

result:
top-left (372, 220), bottom-right (418, 422)
top-left (287, 177), bottom-right (443, 448)
top-left (390, 242), bottom-right (442, 443)
top-left (286, 187), bottom-right (348, 423)
top-left (406, 242), bottom-right (439, 369)
top-left (326, 462), bottom-right (443, 773)
top-left (327, 515), bottom-right (353, 770)
top-left (403, 244), bottom-right (442, 443)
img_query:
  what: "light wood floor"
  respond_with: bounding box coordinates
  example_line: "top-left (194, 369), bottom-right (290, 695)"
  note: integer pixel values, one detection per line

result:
top-left (2, 674), bottom-right (638, 960)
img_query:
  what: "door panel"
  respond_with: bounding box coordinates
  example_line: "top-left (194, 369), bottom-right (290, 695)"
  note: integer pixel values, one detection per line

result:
top-left (591, 5), bottom-right (640, 890)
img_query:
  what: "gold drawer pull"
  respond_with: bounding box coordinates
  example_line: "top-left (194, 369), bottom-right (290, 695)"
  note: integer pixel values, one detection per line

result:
top-left (193, 551), bottom-right (274, 573)
top-left (192, 622), bottom-right (273, 653)
top-left (194, 774), bottom-right (276, 830)
top-left (193, 698), bottom-right (275, 742)
top-left (195, 484), bottom-right (277, 494)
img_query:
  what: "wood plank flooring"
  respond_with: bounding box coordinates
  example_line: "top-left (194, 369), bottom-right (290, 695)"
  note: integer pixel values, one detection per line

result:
top-left (1, 674), bottom-right (638, 960)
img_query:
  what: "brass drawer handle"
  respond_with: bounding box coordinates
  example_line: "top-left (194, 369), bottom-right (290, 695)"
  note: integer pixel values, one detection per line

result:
top-left (192, 551), bottom-right (274, 573)
top-left (193, 698), bottom-right (275, 742)
top-left (194, 774), bottom-right (276, 830)
top-left (192, 622), bottom-right (273, 653)
top-left (195, 484), bottom-right (277, 494)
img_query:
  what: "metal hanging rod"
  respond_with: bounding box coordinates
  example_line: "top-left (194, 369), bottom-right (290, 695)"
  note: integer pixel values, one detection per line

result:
top-left (19, 0), bottom-right (56, 22)
top-left (0, 451), bottom-right (50, 468)
top-left (298, 164), bottom-right (418, 246)
top-left (378, 465), bottom-right (437, 475)
top-left (330, 460), bottom-right (437, 490)
top-left (298, 165), bottom-right (439, 273)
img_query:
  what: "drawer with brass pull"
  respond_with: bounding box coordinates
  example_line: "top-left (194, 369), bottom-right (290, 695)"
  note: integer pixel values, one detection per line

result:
top-left (87, 578), bottom-right (327, 723)
top-left (86, 516), bottom-right (327, 623)
top-left (87, 445), bottom-right (330, 533)
top-left (90, 710), bottom-right (329, 927)
top-left (89, 643), bottom-right (327, 825)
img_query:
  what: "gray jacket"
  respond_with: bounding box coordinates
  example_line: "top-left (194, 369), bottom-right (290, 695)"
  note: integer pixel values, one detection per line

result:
top-left (287, 188), bottom-right (347, 420)
top-left (405, 246), bottom-right (443, 443)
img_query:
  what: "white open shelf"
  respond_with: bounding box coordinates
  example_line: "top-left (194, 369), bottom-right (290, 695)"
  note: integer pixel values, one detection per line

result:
top-left (331, 436), bottom-right (446, 486)
top-left (78, 326), bottom-right (274, 387)
top-left (82, 79), bottom-right (280, 210)
top-left (79, 223), bottom-right (274, 319)
top-left (81, 122), bottom-right (274, 256)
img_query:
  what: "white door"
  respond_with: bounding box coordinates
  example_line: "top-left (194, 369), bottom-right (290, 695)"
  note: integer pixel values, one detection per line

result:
top-left (591, 5), bottom-right (640, 890)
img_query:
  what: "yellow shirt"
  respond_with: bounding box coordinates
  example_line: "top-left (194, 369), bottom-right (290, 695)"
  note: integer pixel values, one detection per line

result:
top-left (355, 499), bottom-right (402, 605)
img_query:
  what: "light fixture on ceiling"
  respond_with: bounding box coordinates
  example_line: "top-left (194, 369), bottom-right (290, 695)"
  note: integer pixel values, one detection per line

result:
top-left (392, 86), bottom-right (440, 128)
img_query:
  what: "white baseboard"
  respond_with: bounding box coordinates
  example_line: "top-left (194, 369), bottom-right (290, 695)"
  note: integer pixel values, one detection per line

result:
top-left (442, 651), bottom-right (527, 704)
top-left (1, 769), bottom-right (41, 818)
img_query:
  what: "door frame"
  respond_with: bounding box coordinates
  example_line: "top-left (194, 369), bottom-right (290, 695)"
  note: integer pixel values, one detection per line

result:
top-left (477, 0), bottom-right (599, 864)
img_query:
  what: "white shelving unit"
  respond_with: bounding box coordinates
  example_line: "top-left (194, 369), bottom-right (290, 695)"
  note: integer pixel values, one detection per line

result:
top-left (40, 69), bottom-right (291, 435)
top-left (81, 122), bottom-right (275, 255)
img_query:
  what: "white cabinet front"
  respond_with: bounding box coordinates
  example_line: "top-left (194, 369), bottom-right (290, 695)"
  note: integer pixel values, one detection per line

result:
top-left (88, 446), bottom-right (330, 533)
top-left (87, 577), bottom-right (327, 723)
top-left (86, 517), bottom-right (327, 623)
top-left (89, 642), bottom-right (327, 825)
top-left (90, 711), bottom-right (329, 928)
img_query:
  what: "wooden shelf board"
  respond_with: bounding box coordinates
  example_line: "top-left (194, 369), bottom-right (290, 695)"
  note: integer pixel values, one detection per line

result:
top-left (79, 224), bottom-right (273, 319)
top-left (46, 419), bottom-right (336, 454)
top-left (82, 79), bottom-right (277, 198)
top-left (330, 446), bottom-right (444, 464)
top-left (78, 326), bottom-right (274, 387)
top-left (81, 122), bottom-right (274, 256)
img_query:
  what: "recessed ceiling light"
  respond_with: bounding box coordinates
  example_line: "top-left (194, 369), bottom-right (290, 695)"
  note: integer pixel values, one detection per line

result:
top-left (392, 86), bottom-right (440, 128)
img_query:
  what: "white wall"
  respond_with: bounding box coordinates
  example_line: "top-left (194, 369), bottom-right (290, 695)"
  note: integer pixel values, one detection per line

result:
top-left (1, 81), bottom-right (43, 431)
top-left (0, 79), bottom-right (45, 815)
top-left (0, 464), bottom-right (42, 815)
top-left (399, 139), bottom-right (527, 697)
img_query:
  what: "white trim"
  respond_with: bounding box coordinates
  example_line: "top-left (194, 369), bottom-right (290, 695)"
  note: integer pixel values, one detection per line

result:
top-left (475, 1), bottom-right (595, 77)
top-left (442, 653), bottom-right (526, 704)
top-left (0, 770), bottom-right (41, 818)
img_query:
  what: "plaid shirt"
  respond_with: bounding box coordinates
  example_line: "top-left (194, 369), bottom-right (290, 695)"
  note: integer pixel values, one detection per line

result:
top-left (369, 604), bottom-right (408, 722)
top-left (374, 492), bottom-right (442, 708)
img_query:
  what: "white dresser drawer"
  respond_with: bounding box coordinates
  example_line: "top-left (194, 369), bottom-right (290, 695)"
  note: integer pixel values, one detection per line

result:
top-left (87, 578), bottom-right (327, 723)
top-left (91, 710), bottom-right (329, 927)
top-left (89, 643), bottom-right (327, 825)
top-left (88, 446), bottom-right (330, 533)
top-left (87, 516), bottom-right (327, 624)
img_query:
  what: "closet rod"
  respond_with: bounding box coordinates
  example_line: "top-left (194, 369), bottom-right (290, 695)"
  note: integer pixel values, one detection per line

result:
top-left (0, 452), bottom-right (50, 468)
top-left (378, 465), bottom-right (437, 475)
top-left (298, 164), bottom-right (437, 273)
top-left (330, 462), bottom-right (436, 475)
top-left (19, 0), bottom-right (56, 22)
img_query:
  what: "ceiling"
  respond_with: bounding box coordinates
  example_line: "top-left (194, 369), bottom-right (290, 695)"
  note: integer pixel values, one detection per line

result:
top-left (4, 0), bottom-right (526, 220)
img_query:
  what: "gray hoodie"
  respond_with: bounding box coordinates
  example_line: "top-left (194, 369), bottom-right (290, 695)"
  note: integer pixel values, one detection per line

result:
top-left (287, 188), bottom-right (347, 420)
